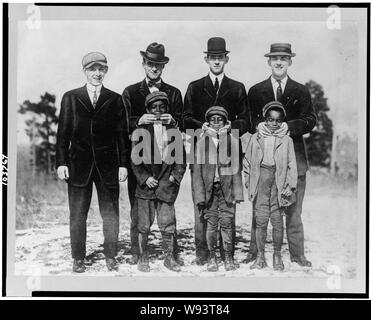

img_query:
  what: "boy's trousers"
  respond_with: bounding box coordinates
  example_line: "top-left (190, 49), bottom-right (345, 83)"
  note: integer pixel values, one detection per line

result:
top-left (204, 182), bottom-right (235, 252)
top-left (68, 166), bottom-right (119, 260)
top-left (253, 165), bottom-right (284, 252)
top-left (137, 198), bottom-right (176, 235)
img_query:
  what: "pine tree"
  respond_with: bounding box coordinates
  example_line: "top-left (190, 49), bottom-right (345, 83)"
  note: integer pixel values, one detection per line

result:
top-left (19, 92), bottom-right (58, 174)
top-left (304, 80), bottom-right (333, 167)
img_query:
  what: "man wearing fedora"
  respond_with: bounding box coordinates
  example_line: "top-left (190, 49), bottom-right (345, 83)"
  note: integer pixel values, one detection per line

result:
top-left (122, 42), bottom-right (184, 265)
top-left (56, 52), bottom-right (130, 273)
top-left (182, 37), bottom-right (250, 265)
top-left (245, 43), bottom-right (317, 267)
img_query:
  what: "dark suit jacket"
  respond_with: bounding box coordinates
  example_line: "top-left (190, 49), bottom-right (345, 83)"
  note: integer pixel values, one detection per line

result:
top-left (183, 75), bottom-right (250, 135)
top-left (131, 124), bottom-right (187, 203)
top-left (192, 133), bottom-right (244, 207)
top-left (122, 79), bottom-right (183, 134)
top-left (56, 85), bottom-right (130, 187)
top-left (248, 76), bottom-right (317, 175)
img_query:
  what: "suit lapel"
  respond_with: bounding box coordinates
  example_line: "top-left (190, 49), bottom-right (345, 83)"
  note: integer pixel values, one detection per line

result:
top-left (139, 79), bottom-right (151, 98)
top-left (203, 75), bottom-right (216, 100)
top-left (282, 76), bottom-right (298, 107)
top-left (217, 76), bottom-right (230, 100)
top-left (77, 85), bottom-right (94, 113)
top-left (94, 86), bottom-right (115, 114)
top-left (261, 77), bottom-right (275, 102)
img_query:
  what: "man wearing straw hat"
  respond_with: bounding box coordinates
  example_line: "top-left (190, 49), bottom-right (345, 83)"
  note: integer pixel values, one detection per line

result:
top-left (245, 43), bottom-right (317, 267)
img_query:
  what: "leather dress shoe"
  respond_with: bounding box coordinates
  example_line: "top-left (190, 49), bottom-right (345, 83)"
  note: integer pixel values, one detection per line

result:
top-left (243, 252), bottom-right (257, 264)
top-left (194, 256), bottom-right (208, 266)
top-left (291, 255), bottom-right (312, 267)
top-left (73, 259), bottom-right (86, 273)
top-left (106, 258), bottom-right (119, 271)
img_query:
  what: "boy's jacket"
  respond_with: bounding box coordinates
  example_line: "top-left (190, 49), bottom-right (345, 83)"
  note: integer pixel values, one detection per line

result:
top-left (131, 124), bottom-right (186, 203)
top-left (243, 132), bottom-right (298, 207)
top-left (192, 132), bottom-right (244, 207)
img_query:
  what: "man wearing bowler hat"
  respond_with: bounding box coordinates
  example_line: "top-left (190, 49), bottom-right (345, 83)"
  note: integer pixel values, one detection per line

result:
top-left (245, 43), bottom-right (317, 267)
top-left (182, 37), bottom-right (250, 265)
top-left (122, 42), bottom-right (184, 265)
top-left (56, 52), bottom-right (130, 273)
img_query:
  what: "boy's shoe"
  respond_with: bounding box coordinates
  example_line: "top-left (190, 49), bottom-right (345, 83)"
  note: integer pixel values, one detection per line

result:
top-left (243, 252), bottom-right (257, 264)
top-left (106, 258), bottom-right (119, 272)
top-left (224, 253), bottom-right (237, 271)
top-left (129, 254), bottom-right (139, 265)
top-left (72, 259), bottom-right (86, 273)
top-left (273, 252), bottom-right (285, 271)
top-left (137, 255), bottom-right (150, 272)
top-left (250, 253), bottom-right (268, 270)
top-left (207, 253), bottom-right (219, 272)
top-left (291, 255), bottom-right (312, 267)
top-left (164, 253), bottom-right (181, 272)
top-left (174, 253), bottom-right (185, 266)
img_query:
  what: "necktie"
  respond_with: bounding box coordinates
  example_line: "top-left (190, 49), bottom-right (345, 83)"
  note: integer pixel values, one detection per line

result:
top-left (276, 80), bottom-right (283, 102)
top-left (93, 90), bottom-right (97, 109)
top-left (214, 77), bottom-right (219, 93)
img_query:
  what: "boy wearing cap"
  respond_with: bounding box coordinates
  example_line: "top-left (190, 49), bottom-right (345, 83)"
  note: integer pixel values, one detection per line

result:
top-left (183, 37), bottom-right (250, 266)
top-left (56, 52), bottom-right (129, 273)
top-left (243, 101), bottom-right (297, 270)
top-left (192, 106), bottom-right (244, 272)
top-left (131, 91), bottom-right (186, 272)
top-left (245, 43), bottom-right (316, 267)
top-left (122, 42), bottom-right (183, 265)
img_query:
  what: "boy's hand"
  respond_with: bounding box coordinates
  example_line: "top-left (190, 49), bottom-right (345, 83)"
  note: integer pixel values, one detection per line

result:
top-left (138, 114), bottom-right (156, 125)
top-left (57, 165), bottom-right (69, 180)
top-left (281, 188), bottom-right (293, 198)
top-left (118, 167), bottom-right (128, 182)
top-left (145, 176), bottom-right (158, 189)
top-left (160, 113), bottom-right (175, 125)
top-left (169, 175), bottom-right (175, 183)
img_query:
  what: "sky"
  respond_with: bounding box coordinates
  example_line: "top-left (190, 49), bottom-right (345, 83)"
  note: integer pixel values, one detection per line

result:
top-left (14, 8), bottom-right (366, 143)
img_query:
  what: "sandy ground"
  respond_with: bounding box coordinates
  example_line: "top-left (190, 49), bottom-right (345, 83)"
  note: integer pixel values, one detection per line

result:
top-left (14, 173), bottom-right (357, 278)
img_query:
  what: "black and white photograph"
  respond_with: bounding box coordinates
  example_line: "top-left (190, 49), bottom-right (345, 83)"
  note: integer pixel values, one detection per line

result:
top-left (2, 2), bottom-right (369, 297)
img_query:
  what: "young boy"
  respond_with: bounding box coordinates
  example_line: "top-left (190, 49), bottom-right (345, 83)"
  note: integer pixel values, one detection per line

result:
top-left (243, 101), bottom-right (297, 271)
top-left (131, 91), bottom-right (186, 272)
top-left (192, 106), bottom-right (244, 272)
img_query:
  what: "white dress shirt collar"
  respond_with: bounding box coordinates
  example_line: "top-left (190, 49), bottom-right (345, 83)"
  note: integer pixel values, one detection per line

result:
top-left (86, 83), bottom-right (102, 94)
top-left (209, 72), bottom-right (225, 86)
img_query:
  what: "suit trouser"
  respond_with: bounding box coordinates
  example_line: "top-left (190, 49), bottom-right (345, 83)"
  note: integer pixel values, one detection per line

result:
top-left (68, 167), bottom-right (119, 260)
top-left (253, 166), bottom-right (283, 253)
top-left (204, 182), bottom-right (235, 253)
top-left (191, 170), bottom-right (236, 260)
top-left (248, 174), bottom-right (306, 258)
top-left (129, 168), bottom-right (180, 255)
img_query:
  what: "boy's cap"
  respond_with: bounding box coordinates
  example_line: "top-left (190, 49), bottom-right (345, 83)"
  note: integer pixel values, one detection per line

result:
top-left (145, 91), bottom-right (169, 108)
top-left (262, 101), bottom-right (287, 118)
top-left (82, 52), bottom-right (107, 69)
top-left (205, 106), bottom-right (228, 122)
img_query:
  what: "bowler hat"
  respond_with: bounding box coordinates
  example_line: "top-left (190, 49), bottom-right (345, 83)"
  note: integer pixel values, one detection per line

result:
top-left (145, 91), bottom-right (169, 109)
top-left (264, 43), bottom-right (296, 57)
top-left (205, 106), bottom-right (229, 122)
top-left (140, 42), bottom-right (169, 64)
top-left (82, 52), bottom-right (108, 69)
top-left (262, 101), bottom-right (287, 118)
top-left (204, 37), bottom-right (230, 55)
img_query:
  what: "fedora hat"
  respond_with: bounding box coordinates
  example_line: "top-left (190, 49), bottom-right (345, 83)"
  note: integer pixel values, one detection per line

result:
top-left (204, 37), bottom-right (230, 55)
top-left (264, 43), bottom-right (296, 57)
top-left (140, 42), bottom-right (169, 64)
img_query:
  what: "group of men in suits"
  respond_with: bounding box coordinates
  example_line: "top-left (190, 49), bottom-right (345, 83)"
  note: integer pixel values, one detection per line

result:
top-left (56, 37), bottom-right (316, 273)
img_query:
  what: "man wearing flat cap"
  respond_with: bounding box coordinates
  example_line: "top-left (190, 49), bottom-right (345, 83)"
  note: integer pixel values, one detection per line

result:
top-left (182, 37), bottom-right (250, 266)
top-left (56, 52), bottom-right (130, 273)
top-left (122, 42), bottom-right (184, 265)
top-left (245, 43), bottom-right (317, 267)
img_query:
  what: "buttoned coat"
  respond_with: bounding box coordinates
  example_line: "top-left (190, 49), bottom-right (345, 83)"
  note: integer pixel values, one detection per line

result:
top-left (56, 85), bottom-right (130, 187)
top-left (122, 79), bottom-right (184, 134)
top-left (183, 75), bottom-right (251, 135)
top-left (243, 133), bottom-right (298, 207)
top-left (131, 124), bottom-right (187, 203)
top-left (192, 133), bottom-right (244, 207)
top-left (247, 76), bottom-right (317, 175)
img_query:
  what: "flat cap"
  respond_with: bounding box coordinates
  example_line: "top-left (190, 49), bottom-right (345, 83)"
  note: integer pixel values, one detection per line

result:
top-left (262, 101), bottom-right (287, 118)
top-left (82, 52), bottom-right (108, 69)
top-left (205, 106), bottom-right (228, 122)
top-left (145, 91), bottom-right (169, 108)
